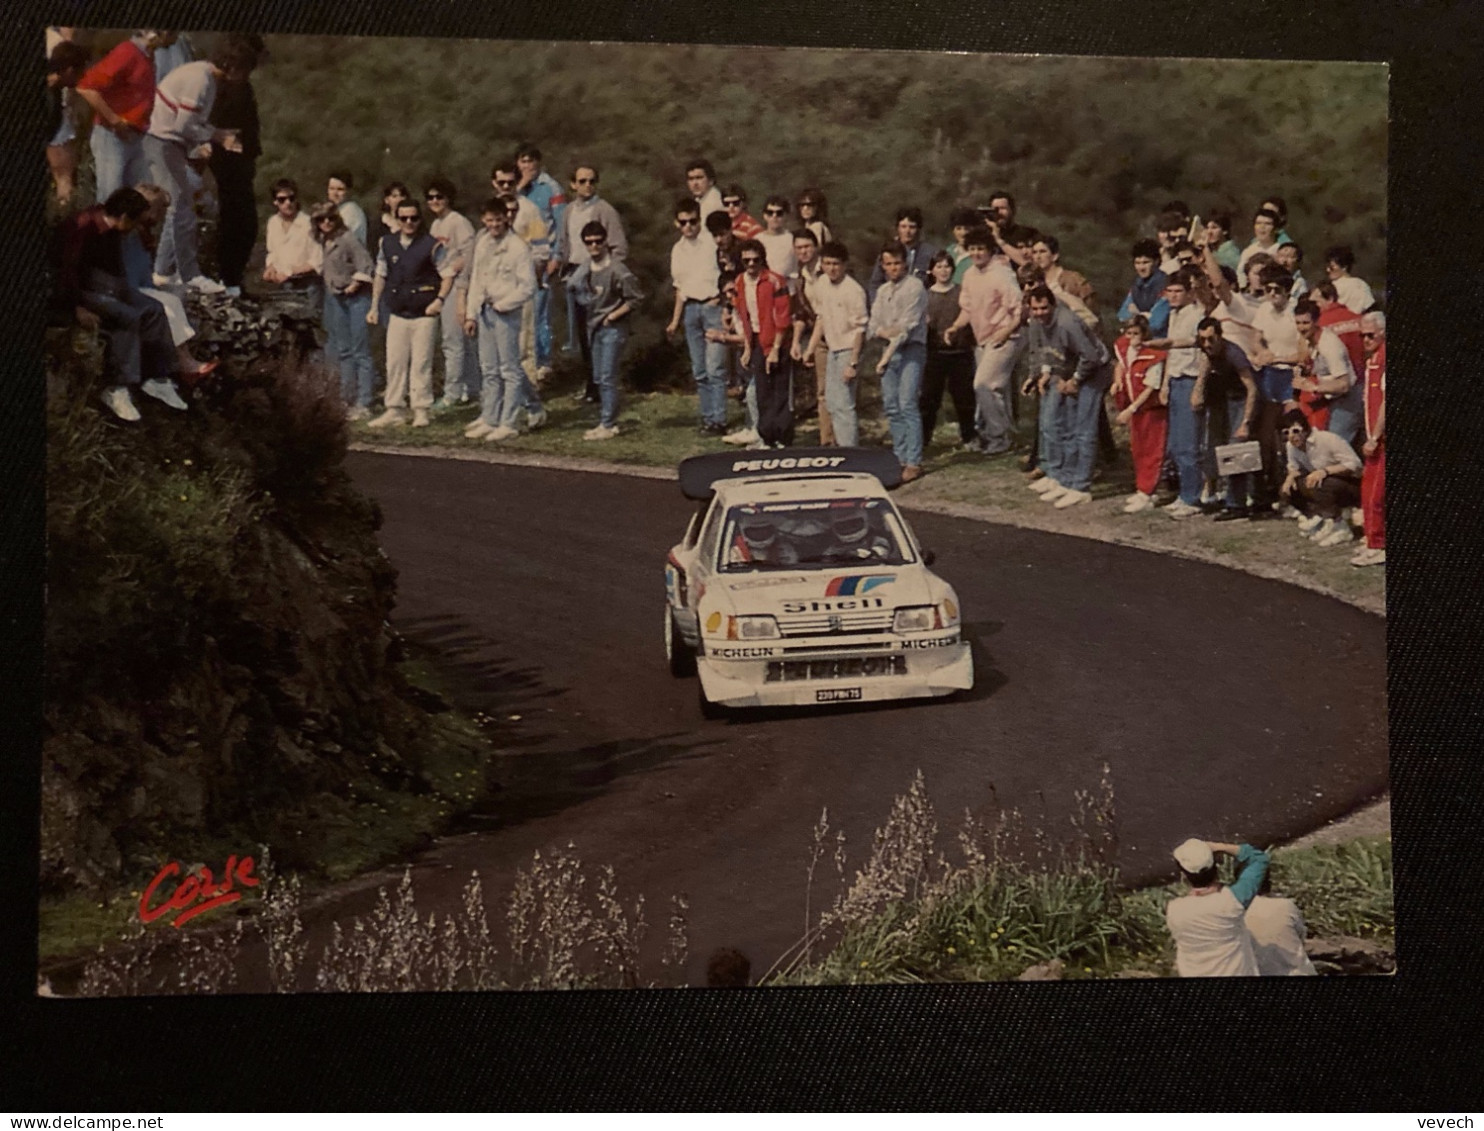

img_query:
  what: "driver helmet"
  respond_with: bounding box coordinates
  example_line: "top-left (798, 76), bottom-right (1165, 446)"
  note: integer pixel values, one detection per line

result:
top-left (740, 519), bottom-right (778, 549)
top-left (832, 511), bottom-right (870, 544)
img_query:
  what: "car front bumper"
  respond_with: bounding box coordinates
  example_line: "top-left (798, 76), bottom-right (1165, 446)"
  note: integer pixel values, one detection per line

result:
top-left (697, 636), bottom-right (973, 708)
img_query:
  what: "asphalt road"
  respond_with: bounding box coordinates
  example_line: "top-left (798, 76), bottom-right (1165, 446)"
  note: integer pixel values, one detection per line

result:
top-left (335, 451), bottom-right (1387, 985)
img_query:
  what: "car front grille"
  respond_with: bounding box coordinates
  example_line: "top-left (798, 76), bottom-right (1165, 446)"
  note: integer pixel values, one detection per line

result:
top-left (765, 656), bottom-right (908, 682)
top-left (776, 611), bottom-right (895, 637)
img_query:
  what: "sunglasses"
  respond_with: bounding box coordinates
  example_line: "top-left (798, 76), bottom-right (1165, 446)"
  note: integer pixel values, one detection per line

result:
top-left (316, 215), bottom-right (336, 224)
top-left (397, 214), bottom-right (421, 223)
top-left (425, 193), bottom-right (445, 201)
top-left (1361, 331), bottom-right (1381, 339)
top-left (741, 257), bottom-right (763, 265)
top-left (722, 199), bottom-right (743, 207)
top-left (274, 195), bottom-right (296, 203)
top-left (677, 217), bottom-right (699, 226)
top-left (764, 208), bottom-right (785, 216)
top-left (582, 237), bottom-right (606, 246)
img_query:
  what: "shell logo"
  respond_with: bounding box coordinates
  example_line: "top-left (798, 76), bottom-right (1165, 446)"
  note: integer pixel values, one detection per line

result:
top-left (705, 610), bottom-right (723, 634)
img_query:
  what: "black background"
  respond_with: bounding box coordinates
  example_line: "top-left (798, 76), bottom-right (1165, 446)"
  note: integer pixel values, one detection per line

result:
top-left (4, 0), bottom-right (1482, 1111)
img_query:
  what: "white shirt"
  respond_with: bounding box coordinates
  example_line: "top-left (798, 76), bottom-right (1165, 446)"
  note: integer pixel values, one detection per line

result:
top-left (1253, 301), bottom-right (1301, 363)
top-left (812, 274), bottom-right (868, 352)
top-left (1166, 888), bottom-right (1260, 977)
top-left (1165, 302), bottom-right (1204, 377)
top-left (1287, 429), bottom-right (1363, 475)
top-left (337, 201), bottom-right (367, 246)
top-left (264, 211), bottom-right (321, 276)
top-left (670, 233), bottom-right (719, 302)
top-left (465, 230), bottom-right (536, 315)
top-left (1215, 294), bottom-right (1264, 361)
top-left (1308, 327), bottom-right (1355, 389)
top-left (1334, 274), bottom-right (1376, 312)
top-left (695, 185), bottom-right (724, 225)
top-left (741, 274), bottom-right (762, 334)
top-left (1245, 896), bottom-right (1317, 976)
top-left (148, 59), bottom-right (217, 146)
top-left (757, 231), bottom-right (798, 281)
top-left (430, 210), bottom-right (477, 280)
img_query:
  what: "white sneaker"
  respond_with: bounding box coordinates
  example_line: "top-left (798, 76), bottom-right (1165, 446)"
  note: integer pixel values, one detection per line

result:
top-left (583, 424), bottom-right (620, 441)
top-left (526, 407), bottom-right (548, 431)
top-left (141, 378), bottom-right (188, 410)
top-left (186, 275), bottom-right (226, 295)
top-left (1317, 523), bottom-right (1356, 548)
top-left (1029, 477), bottom-right (1059, 494)
top-left (1041, 484), bottom-right (1069, 502)
top-left (151, 272), bottom-right (181, 288)
top-left (464, 419), bottom-right (495, 439)
top-left (100, 385), bottom-right (141, 422)
top-left (722, 427), bottom-right (759, 446)
top-left (1279, 504), bottom-right (1303, 520)
top-left (483, 424), bottom-right (519, 442)
top-left (1298, 514), bottom-right (1326, 536)
top-left (367, 408), bottom-right (409, 429)
top-left (1165, 500), bottom-right (1201, 519)
top-left (346, 405), bottom-right (370, 422)
top-left (411, 408), bottom-right (431, 427)
top-left (1054, 489), bottom-right (1092, 509)
top-left (1123, 492), bottom-right (1154, 514)
top-left (1307, 518), bottom-right (1339, 542)
top-left (1351, 547), bottom-right (1386, 567)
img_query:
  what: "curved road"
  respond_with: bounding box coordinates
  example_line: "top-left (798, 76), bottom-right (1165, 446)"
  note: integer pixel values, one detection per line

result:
top-left (338, 451), bottom-right (1386, 983)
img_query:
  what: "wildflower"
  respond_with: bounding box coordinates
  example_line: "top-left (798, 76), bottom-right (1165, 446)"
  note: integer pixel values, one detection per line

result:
top-left (860, 961), bottom-right (869, 968)
top-left (179, 495), bottom-right (188, 501)
top-left (946, 946), bottom-right (957, 955)
top-left (183, 459), bottom-right (193, 466)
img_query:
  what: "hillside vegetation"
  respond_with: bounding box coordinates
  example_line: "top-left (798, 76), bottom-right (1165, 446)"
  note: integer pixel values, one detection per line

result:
top-left (250, 38), bottom-right (1386, 360)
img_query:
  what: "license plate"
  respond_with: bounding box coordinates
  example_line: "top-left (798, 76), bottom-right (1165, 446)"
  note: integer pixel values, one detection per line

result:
top-left (816, 687), bottom-right (862, 702)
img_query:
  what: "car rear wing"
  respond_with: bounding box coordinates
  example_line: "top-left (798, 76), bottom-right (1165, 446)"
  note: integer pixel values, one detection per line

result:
top-left (677, 446), bottom-right (903, 500)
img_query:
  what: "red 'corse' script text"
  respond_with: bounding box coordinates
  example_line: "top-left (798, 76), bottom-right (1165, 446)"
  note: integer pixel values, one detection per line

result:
top-left (138, 855), bottom-right (260, 928)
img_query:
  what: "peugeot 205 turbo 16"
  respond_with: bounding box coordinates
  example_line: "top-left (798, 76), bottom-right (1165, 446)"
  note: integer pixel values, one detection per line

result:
top-left (665, 448), bottom-right (974, 716)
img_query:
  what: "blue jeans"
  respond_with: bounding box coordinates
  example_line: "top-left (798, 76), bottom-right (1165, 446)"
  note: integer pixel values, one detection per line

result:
top-left (91, 126), bottom-right (150, 201)
top-left (440, 291), bottom-right (479, 401)
top-left (825, 349), bottom-right (859, 447)
top-left (1326, 385), bottom-right (1364, 448)
top-left (590, 323), bottom-right (626, 428)
top-left (476, 307), bottom-right (525, 428)
top-left (1048, 371), bottom-right (1109, 492)
top-left (563, 283), bottom-right (581, 353)
top-left (1259, 364), bottom-right (1296, 406)
top-left (323, 289), bottom-right (375, 407)
top-left (1037, 378), bottom-right (1064, 483)
top-left (880, 341), bottom-right (926, 467)
top-left (682, 301), bottom-right (728, 426)
top-left (1167, 375), bottom-right (1206, 505)
top-left (144, 135), bottom-right (202, 282)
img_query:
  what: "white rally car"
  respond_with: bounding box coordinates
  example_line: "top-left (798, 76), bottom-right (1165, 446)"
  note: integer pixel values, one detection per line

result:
top-left (665, 448), bottom-right (974, 715)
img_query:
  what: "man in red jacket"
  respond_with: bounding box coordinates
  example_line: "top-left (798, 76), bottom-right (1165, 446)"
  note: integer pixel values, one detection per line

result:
top-left (1353, 311), bottom-right (1386, 567)
top-left (733, 239), bottom-right (794, 448)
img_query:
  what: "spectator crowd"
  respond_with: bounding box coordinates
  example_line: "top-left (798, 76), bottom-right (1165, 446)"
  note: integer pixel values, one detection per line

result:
top-left (47, 30), bottom-right (1385, 568)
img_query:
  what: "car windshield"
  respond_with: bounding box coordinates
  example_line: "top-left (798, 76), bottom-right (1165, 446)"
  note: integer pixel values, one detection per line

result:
top-left (719, 497), bottom-right (912, 571)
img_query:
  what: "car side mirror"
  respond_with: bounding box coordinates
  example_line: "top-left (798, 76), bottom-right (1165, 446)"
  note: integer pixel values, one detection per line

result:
top-left (922, 548), bottom-right (937, 567)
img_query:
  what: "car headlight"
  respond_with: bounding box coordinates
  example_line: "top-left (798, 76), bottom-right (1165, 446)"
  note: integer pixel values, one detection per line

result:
top-left (893, 605), bottom-right (941, 634)
top-left (939, 596), bottom-right (961, 628)
top-left (729, 614), bottom-right (781, 640)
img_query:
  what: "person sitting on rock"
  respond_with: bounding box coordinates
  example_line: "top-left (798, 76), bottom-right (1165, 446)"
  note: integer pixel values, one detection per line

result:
top-left (54, 186), bottom-right (194, 421)
top-left (1165, 837), bottom-right (1269, 976)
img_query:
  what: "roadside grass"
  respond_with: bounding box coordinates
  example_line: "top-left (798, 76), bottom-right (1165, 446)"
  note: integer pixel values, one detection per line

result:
top-left (37, 648), bottom-right (499, 967)
top-left (354, 359), bottom-right (1384, 614)
top-left (767, 771), bottom-right (1393, 986)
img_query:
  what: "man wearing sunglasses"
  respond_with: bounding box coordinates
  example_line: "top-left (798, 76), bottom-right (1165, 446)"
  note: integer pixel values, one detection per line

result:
top-left (261, 178), bottom-right (321, 292)
top-left (722, 187), bottom-right (763, 241)
top-left (733, 239), bottom-right (795, 450)
top-left (368, 202), bottom-right (455, 429)
top-left (423, 178), bottom-right (479, 410)
top-left (665, 200), bottom-right (729, 436)
top-left (554, 164), bottom-right (628, 401)
top-left (568, 221), bottom-right (643, 441)
top-left (1279, 410), bottom-right (1362, 548)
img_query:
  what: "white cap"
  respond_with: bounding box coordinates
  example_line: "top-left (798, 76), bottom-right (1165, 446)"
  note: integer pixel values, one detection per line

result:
top-left (1173, 838), bottom-right (1214, 873)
